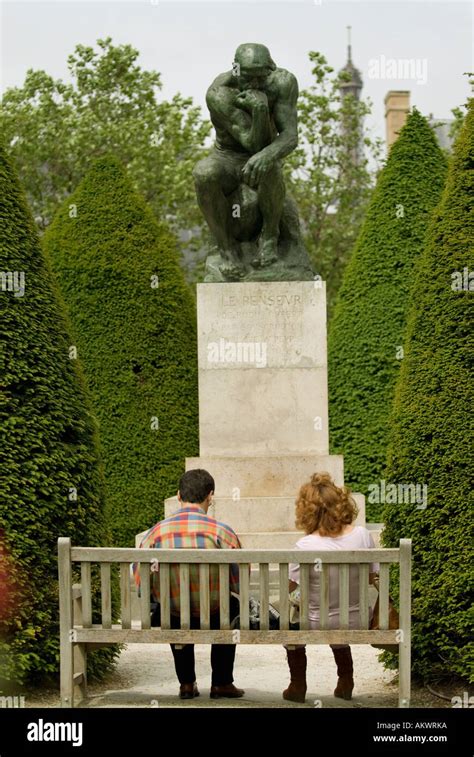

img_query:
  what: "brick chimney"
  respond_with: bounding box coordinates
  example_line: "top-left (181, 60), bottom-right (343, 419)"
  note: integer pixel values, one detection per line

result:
top-left (385, 91), bottom-right (411, 150)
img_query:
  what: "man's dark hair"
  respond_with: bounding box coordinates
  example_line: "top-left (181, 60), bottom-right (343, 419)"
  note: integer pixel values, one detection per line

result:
top-left (178, 469), bottom-right (215, 504)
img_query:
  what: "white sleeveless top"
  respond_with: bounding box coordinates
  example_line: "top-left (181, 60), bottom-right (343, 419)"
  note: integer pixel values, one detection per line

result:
top-left (289, 526), bottom-right (379, 628)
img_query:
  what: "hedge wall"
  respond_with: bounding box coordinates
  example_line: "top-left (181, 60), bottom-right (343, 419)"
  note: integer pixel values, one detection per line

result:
top-left (44, 156), bottom-right (198, 547)
top-left (382, 100), bottom-right (474, 683)
top-left (328, 109), bottom-right (447, 520)
top-left (0, 145), bottom-right (117, 685)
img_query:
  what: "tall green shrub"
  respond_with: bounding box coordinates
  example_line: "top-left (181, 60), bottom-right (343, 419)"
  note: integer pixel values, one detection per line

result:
top-left (0, 145), bottom-right (116, 685)
top-left (328, 109), bottom-right (447, 519)
top-left (382, 100), bottom-right (474, 683)
top-left (44, 156), bottom-right (198, 546)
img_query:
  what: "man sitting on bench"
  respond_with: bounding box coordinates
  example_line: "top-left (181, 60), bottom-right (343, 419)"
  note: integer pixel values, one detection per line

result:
top-left (134, 468), bottom-right (244, 700)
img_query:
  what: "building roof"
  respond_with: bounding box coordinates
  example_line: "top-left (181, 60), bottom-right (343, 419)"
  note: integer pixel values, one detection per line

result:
top-left (339, 42), bottom-right (363, 91)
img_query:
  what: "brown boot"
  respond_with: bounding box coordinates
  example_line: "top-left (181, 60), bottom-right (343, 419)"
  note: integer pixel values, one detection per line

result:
top-left (332, 646), bottom-right (354, 700)
top-left (283, 647), bottom-right (307, 703)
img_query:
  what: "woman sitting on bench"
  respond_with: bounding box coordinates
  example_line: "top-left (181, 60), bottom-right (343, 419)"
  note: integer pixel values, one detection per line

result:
top-left (284, 472), bottom-right (378, 704)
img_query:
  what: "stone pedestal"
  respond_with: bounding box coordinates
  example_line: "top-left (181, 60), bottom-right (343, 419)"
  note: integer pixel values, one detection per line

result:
top-left (163, 281), bottom-right (367, 547)
top-left (197, 281), bottom-right (329, 456)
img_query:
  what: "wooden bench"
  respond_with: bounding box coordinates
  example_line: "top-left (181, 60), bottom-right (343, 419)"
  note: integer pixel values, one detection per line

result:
top-left (58, 537), bottom-right (412, 708)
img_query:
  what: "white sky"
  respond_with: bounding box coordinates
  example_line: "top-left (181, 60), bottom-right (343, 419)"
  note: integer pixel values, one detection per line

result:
top-left (1, 0), bottom-right (472, 143)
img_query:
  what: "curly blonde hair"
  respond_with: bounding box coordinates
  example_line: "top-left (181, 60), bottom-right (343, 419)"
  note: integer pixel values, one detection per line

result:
top-left (295, 472), bottom-right (358, 536)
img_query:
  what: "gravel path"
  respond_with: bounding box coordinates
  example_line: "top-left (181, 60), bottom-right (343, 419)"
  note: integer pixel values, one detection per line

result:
top-left (21, 643), bottom-right (436, 709)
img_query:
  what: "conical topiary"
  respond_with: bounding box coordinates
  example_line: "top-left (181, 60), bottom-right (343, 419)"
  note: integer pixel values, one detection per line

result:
top-left (44, 156), bottom-right (199, 546)
top-left (0, 144), bottom-right (116, 685)
top-left (382, 100), bottom-right (474, 683)
top-left (328, 109), bottom-right (448, 519)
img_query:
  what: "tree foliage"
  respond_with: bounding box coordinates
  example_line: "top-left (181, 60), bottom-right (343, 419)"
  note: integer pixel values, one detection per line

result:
top-left (286, 51), bottom-right (383, 314)
top-left (0, 37), bottom-right (211, 276)
top-left (328, 109), bottom-right (447, 520)
top-left (382, 100), bottom-right (474, 683)
top-left (43, 155), bottom-right (199, 547)
top-left (0, 144), bottom-right (117, 685)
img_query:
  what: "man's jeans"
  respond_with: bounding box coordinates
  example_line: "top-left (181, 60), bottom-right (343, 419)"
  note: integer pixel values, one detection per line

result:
top-left (154, 595), bottom-right (240, 686)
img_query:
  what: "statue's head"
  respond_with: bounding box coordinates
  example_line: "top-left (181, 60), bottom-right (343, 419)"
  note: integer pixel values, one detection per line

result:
top-left (233, 43), bottom-right (276, 91)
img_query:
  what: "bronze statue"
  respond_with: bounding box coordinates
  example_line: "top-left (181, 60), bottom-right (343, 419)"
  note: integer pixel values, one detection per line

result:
top-left (194, 43), bottom-right (313, 282)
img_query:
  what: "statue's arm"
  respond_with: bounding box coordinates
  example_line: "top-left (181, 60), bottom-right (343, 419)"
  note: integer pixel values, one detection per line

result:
top-left (207, 85), bottom-right (268, 153)
top-left (259, 72), bottom-right (299, 162)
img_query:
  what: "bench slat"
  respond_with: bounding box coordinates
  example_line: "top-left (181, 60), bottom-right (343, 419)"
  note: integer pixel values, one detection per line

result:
top-left (73, 627), bottom-right (400, 645)
top-left (299, 563), bottom-right (310, 631)
top-left (71, 547), bottom-right (400, 564)
top-left (179, 564), bottom-right (191, 630)
top-left (199, 564), bottom-right (210, 630)
top-left (239, 564), bottom-right (250, 630)
top-left (120, 564), bottom-right (131, 629)
top-left (100, 563), bottom-right (112, 629)
top-left (81, 563), bottom-right (92, 628)
top-left (279, 564), bottom-right (289, 630)
top-left (159, 564), bottom-right (171, 630)
top-left (379, 563), bottom-right (390, 630)
top-left (140, 563), bottom-right (151, 630)
top-left (219, 564), bottom-right (230, 629)
top-left (339, 565), bottom-right (349, 630)
top-left (259, 564), bottom-right (270, 631)
top-left (359, 563), bottom-right (369, 630)
top-left (319, 564), bottom-right (329, 630)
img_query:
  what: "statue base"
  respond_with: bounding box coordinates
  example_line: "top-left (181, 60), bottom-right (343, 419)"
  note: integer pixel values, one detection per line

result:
top-left (162, 280), bottom-right (366, 547)
top-left (196, 280), bottom-right (329, 455)
top-left (134, 279), bottom-right (369, 554)
top-left (204, 240), bottom-right (314, 283)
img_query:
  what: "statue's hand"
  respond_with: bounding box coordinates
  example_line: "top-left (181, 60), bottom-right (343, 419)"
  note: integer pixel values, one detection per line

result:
top-left (235, 89), bottom-right (269, 113)
top-left (242, 151), bottom-right (274, 188)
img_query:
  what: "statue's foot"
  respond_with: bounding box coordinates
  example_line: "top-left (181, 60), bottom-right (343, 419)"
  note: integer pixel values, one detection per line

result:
top-left (219, 257), bottom-right (245, 280)
top-left (252, 237), bottom-right (279, 268)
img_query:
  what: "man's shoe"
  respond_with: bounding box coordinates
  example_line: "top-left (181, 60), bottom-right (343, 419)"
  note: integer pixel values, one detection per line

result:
top-left (179, 682), bottom-right (200, 699)
top-left (210, 683), bottom-right (244, 699)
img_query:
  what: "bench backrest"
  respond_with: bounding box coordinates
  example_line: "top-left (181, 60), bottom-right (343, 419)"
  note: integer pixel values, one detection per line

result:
top-left (58, 538), bottom-right (411, 646)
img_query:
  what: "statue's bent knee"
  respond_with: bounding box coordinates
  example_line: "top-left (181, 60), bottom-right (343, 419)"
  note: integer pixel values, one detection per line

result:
top-left (193, 160), bottom-right (217, 190)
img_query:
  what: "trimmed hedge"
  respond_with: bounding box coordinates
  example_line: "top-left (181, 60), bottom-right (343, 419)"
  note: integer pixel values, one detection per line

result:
top-left (0, 144), bottom-right (117, 685)
top-left (382, 100), bottom-right (474, 683)
top-left (44, 156), bottom-right (198, 547)
top-left (328, 109), bottom-right (447, 520)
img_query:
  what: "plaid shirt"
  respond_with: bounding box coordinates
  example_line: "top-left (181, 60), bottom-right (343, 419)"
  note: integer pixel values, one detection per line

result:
top-left (134, 505), bottom-right (241, 617)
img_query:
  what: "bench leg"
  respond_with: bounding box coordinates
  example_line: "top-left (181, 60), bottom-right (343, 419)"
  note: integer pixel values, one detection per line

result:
top-left (74, 643), bottom-right (88, 704)
top-left (398, 637), bottom-right (411, 707)
top-left (60, 633), bottom-right (74, 708)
